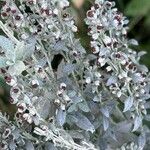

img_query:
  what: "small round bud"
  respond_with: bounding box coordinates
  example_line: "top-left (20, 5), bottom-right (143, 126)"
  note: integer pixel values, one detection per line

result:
top-left (60, 83), bottom-right (66, 90)
top-left (86, 77), bottom-right (91, 84)
top-left (6, 7), bottom-right (11, 12)
top-left (87, 10), bottom-right (94, 18)
top-left (57, 90), bottom-right (63, 97)
top-left (15, 15), bottom-right (21, 20)
top-left (28, 0), bottom-right (34, 5)
top-left (2, 128), bottom-right (11, 139)
top-left (1, 12), bottom-right (7, 17)
top-left (115, 53), bottom-right (121, 58)
top-left (63, 13), bottom-right (69, 18)
top-left (94, 3), bottom-right (100, 9)
top-left (128, 64), bottom-right (134, 70)
top-left (17, 103), bottom-right (26, 113)
top-left (31, 80), bottom-right (39, 88)
top-left (4, 76), bottom-right (11, 83)
top-left (11, 9), bottom-right (17, 14)
top-left (13, 88), bottom-right (19, 93)
top-left (97, 25), bottom-right (103, 31)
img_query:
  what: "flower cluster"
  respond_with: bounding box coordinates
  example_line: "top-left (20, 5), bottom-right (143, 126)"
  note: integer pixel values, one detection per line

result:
top-left (0, 0), bottom-right (150, 149)
top-left (85, 0), bottom-right (149, 128)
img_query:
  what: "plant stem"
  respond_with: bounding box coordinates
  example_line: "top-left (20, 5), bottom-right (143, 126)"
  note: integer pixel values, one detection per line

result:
top-left (0, 21), bottom-right (19, 44)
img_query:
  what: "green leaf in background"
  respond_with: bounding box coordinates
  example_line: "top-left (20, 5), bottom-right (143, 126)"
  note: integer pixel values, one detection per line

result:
top-left (0, 76), bottom-right (11, 104)
top-left (138, 43), bottom-right (150, 67)
top-left (0, 76), bottom-right (8, 90)
top-left (144, 12), bottom-right (150, 26)
top-left (125, 0), bottom-right (150, 16)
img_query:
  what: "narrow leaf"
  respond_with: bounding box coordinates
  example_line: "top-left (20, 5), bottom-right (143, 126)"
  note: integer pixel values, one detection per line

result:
top-left (74, 113), bottom-right (95, 133)
top-left (132, 116), bottom-right (142, 132)
top-left (128, 39), bottom-right (139, 46)
top-left (56, 109), bottom-right (66, 126)
top-left (78, 101), bottom-right (90, 112)
top-left (123, 96), bottom-right (134, 112)
top-left (103, 116), bottom-right (109, 131)
top-left (138, 133), bottom-right (146, 150)
top-left (100, 106), bottom-right (110, 118)
top-left (106, 76), bottom-right (117, 86)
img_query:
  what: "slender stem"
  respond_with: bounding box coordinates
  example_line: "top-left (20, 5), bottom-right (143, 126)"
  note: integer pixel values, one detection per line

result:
top-left (37, 40), bottom-right (55, 79)
top-left (0, 21), bottom-right (19, 44)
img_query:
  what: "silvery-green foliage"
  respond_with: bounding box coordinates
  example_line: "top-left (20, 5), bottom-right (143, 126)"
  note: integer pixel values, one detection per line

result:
top-left (0, 0), bottom-right (150, 149)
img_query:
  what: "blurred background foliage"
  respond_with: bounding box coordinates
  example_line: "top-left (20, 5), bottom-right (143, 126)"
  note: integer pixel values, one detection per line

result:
top-left (72, 0), bottom-right (150, 67)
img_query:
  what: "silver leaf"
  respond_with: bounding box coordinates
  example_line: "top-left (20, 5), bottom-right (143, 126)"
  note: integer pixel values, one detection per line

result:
top-left (56, 109), bottom-right (66, 126)
top-left (138, 133), bottom-right (146, 150)
top-left (100, 106), bottom-right (110, 118)
top-left (0, 56), bottom-right (8, 68)
top-left (0, 35), bottom-right (14, 52)
top-left (123, 96), bottom-right (134, 112)
top-left (74, 113), bottom-right (95, 133)
top-left (132, 115), bottom-right (142, 132)
top-left (128, 39), bottom-right (138, 46)
top-left (103, 116), bottom-right (109, 131)
top-left (106, 76), bottom-right (118, 86)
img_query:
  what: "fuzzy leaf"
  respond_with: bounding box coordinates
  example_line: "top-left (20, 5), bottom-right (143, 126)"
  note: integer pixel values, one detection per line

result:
top-left (128, 39), bottom-right (139, 46)
top-left (0, 56), bottom-right (8, 68)
top-left (74, 113), bottom-right (95, 133)
top-left (0, 35), bottom-right (14, 52)
top-left (56, 109), bottom-right (66, 126)
top-left (68, 90), bottom-right (76, 98)
top-left (5, 48), bottom-right (16, 62)
top-left (24, 43), bottom-right (35, 59)
top-left (132, 116), bottom-right (142, 132)
top-left (53, 41), bottom-right (68, 52)
top-left (45, 142), bottom-right (58, 150)
top-left (132, 73), bottom-right (144, 83)
top-left (9, 141), bottom-right (16, 150)
top-left (25, 141), bottom-right (34, 150)
top-left (100, 106), bottom-right (110, 118)
top-left (15, 41), bottom-right (25, 60)
top-left (123, 96), bottom-right (134, 112)
top-left (103, 116), bottom-right (109, 131)
top-left (138, 133), bottom-right (146, 150)
top-left (67, 104), bottom-right (77, 112)
top-left (8, 61), bottom-right (26, 75)
top-left (57, 60), bottom-right (65, 79)
top-left (106, 76), bottom-right (117, 86)
top-left (137, 64), bottom-right (148, 73)
top-left (15, 40), bottom-right (35, 60)
top-left (78, 101), bottom-right (90, 112)
top-left (63, 64), bottom-right (76, 74)
top-left (138, 51), bottom-right (147, 58)
top-left (40, 101), bottom-right (51, 119)
top-left (115, 121), bottom-right (132, 133)
top-left (69, 130), bottom-right (84, 139)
